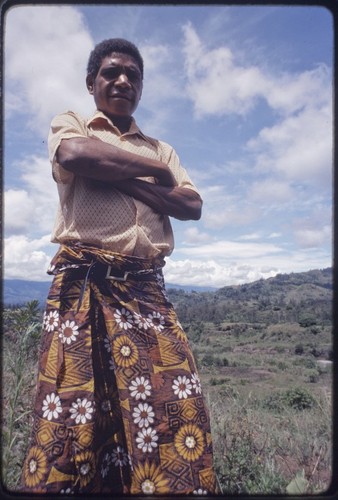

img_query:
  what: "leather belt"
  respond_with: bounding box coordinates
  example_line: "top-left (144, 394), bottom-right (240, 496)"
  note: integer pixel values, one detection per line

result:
top-left (105, 264), bottom-right (157, 282)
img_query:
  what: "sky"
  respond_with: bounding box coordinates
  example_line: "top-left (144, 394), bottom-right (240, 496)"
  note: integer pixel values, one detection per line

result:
top-left (3, 3), bottom-right (333, 288)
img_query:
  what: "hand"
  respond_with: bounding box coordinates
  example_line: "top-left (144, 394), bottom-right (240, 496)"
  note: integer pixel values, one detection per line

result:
top-left (155, 165), bottom-right (177, 187)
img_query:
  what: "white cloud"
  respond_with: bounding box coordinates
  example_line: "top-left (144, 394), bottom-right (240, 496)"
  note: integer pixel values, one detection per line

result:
top-left (177, 239), bottom-right (283, 259)
top-left (249, 179), bottom-right (294, 204)
top-left (292, 211), bottom-right (332, 249)
top-left (197, 184), bottom-right (260, 229)
top-left (248, 104), bottom-right (332, 187)
top-left (5, 5), bottom-right (94, 135)
top-left (4, 189), bottom-right (36, 233)
top-left (4, 235), bottom-right (54, 281)
top-left (182, 23), bottom-right (331, 119)
top-left (5, 155), bottom-right (58, 236)
top-left (163, 258), bottom-right (275, 288)
top-left (165, 245), bottom-right (331, 288)
top-left (137, 42), bottom-right (184, 137)
top-left (239, 232), bottom-right (262, 241)
top-left (265, 64), bottom-right (330, 115)
top-left (294, 225), bottom-right (331, 249)
top-left (181, 22), bottom-right (332, 243)
top-left (202, 194), bottom-right (260, 229)
top-left (182, 22), bottom-right (266, 117)
top-left (182, 227), bottom-right (210, 244)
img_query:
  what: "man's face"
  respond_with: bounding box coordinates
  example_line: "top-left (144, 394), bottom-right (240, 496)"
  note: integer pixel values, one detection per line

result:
top-left (86, 52), bottom-right (143, 120)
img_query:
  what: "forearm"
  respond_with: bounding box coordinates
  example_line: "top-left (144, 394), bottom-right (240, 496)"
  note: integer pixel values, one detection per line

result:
top-left (56, 137), bottom-right (176, 186)
top-left (115, 179), bottom-right (202, 221)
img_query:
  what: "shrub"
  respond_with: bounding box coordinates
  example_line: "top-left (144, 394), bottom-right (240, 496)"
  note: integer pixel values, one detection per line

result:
top-left (295, 343), bottom-right (304, 355)
top-left (209, 377), bottom-right (231, 386)
top-left (307, 370), bottom-right (319, 383)
top-left (201, 352), bottom-right (215, 367)
top-left (263, 387), bottom-right (316, 412)
top-left (222, 356), bottom-right (229, 366)
top-left (299, 314), bottom-right (317, 328)
top-left (283, 387), bottom-right (316, 410)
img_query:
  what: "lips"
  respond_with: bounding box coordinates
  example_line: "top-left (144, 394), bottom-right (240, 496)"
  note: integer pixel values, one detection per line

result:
top-left (110, 93), bottom-right (130, 101)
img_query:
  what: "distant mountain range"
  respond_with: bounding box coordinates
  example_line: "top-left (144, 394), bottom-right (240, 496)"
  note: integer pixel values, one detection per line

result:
top-left (3, 267), bottom-right (332, 307)
top-left (3, 278), bottom-right (217, 306)
top-left (168, 267), bottom-right (333, 324)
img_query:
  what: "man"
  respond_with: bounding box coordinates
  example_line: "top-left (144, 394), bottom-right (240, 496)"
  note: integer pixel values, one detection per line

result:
top-left (21, 38), bottom-right (218, 495)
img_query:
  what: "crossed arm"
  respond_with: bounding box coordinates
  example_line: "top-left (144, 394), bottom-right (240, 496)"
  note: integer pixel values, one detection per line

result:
top-left (56, 137), bottom-right (202, 221)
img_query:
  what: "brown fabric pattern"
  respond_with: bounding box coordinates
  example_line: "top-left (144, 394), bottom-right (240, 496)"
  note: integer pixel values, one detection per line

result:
top-left (21, 245), bottom-right (217, 495)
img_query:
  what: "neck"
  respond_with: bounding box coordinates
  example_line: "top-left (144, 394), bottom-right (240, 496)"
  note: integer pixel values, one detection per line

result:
top-left (109, 114), bottom-right (132, 134)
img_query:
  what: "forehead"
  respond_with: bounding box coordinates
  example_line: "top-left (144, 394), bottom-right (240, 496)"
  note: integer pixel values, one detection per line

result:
top-left (99, 52), bottom-right (141, 71)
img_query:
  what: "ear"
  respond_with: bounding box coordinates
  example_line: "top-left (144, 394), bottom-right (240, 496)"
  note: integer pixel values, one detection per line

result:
top-left (86, 74), bottom-right (94, 94)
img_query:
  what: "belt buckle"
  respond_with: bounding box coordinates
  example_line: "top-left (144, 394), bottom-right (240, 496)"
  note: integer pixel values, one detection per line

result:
top-left (105, 265), bottom-right (130, 282)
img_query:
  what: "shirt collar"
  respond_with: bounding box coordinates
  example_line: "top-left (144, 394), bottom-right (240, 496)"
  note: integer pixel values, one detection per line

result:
top-left (87, 110), bottom-right (156, 146)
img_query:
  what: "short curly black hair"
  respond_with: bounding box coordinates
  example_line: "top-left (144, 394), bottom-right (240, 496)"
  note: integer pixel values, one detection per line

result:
top-left (87, 38), bottom-right (144, 79)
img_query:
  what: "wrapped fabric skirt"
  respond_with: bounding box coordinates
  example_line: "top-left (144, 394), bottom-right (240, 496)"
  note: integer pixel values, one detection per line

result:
top-left (21, 244), bottom-right (218, 495)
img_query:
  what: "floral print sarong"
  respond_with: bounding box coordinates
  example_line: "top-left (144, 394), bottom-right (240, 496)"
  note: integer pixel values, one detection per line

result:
top-left (21, 244), bottom-right (218, 495)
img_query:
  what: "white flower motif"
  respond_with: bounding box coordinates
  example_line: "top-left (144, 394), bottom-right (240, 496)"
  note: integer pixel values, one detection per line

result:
top-left (147, 311), bottom-right (165, 332)
top-left (172, 375), bottom-right (192, 399)
top-left (114, 307), bottom-right (134, 330)
top-left (193, 488), bottom-right (208, 495)
top-left (69, 398), bottom-right (94, 424)
top-left (133, 312), bottom-right (152, 330)
top-left (132, 402), bottom-right (155, 428)
top-left (142, 479), bottom-right (156, 494)
top-left (128, 453), bottom-right (134, 472)
top-left (42, 392), bottom-right (62, 421)
top-left (104, 337), bottom-right (112, 353)
top-left (45, 310), bottom-right (59, 332)
top-left (191, 373), bottom-right (202, 394)
top-left (60, 487), bottom-right (73, 494)
top-left (101, 399), bottom-right (111, 413)
top-left (101, 452), bottom-right (111, 478)
top-left (111, 445), bottom-right (128, 467)
top-left (59, 320), bottom-right (79, 344)
top-left (129, 376), bottom-right (152, 401)
top-left (136, 427), bottom-right (158, 453)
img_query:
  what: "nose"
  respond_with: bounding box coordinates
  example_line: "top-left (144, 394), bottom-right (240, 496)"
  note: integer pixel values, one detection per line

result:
top-left (115, 73), bottom-right (131, 88)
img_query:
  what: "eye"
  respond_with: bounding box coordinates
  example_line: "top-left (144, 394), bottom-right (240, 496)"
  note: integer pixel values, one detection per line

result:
top-left (126, 68), bottom-right (142, 83)
top-left (102, 67), bottom-right (121, 80)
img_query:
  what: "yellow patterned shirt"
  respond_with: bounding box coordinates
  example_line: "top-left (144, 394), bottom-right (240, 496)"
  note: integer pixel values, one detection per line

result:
top-left (48, 110), bottom-right (199, 258)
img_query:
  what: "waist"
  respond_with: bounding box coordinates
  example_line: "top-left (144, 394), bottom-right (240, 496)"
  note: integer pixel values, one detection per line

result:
top-left (48, 243), bottom-right (165, 278)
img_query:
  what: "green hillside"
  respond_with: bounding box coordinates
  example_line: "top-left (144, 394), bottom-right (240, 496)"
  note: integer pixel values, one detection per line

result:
top-left (168, 267), bottom-right (332, 325)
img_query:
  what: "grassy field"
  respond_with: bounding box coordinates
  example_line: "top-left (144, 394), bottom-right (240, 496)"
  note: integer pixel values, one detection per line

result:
top-left (2, 302), bottom-right (333, 494)
top-left (190, 320), bottom-right (333, 494)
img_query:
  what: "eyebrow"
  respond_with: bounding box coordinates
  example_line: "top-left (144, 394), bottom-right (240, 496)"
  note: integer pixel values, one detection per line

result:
top-left (104, 61), bottom-right (141, 72)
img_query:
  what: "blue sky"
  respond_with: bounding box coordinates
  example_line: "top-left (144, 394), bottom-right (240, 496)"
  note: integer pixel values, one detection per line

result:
top-left (4, 4), bottom-right (333, 287)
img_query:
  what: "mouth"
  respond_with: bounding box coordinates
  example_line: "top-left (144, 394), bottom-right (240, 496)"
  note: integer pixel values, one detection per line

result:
top-left (110, 93), bottom-right (130, 101)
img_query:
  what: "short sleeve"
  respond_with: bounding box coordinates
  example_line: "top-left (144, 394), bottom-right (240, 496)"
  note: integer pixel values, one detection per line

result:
top-left (158, 141), bottom-right (200, 194)
top-left (48, 111), bottom-right (88, 184)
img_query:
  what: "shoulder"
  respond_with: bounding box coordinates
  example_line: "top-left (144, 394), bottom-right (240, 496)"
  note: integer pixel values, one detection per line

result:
top-left (144, 135), bottom-right (177, 160)
top-left (49, 111), bottom-right (91, 138)
top-left (51, 110), bottom-right (87, 127)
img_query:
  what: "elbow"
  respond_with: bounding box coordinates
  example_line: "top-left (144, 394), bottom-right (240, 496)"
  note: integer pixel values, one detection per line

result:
top-left (179, 196), bottom-right (202, 221)
top-left (193, 208), bottom-right (202, 221)
top-left (56, 138), bottom-right (85, 172)
top-left (190, 204), bottom-right (202, 220)
top-left (190, 195), bottom-right (203, 220)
